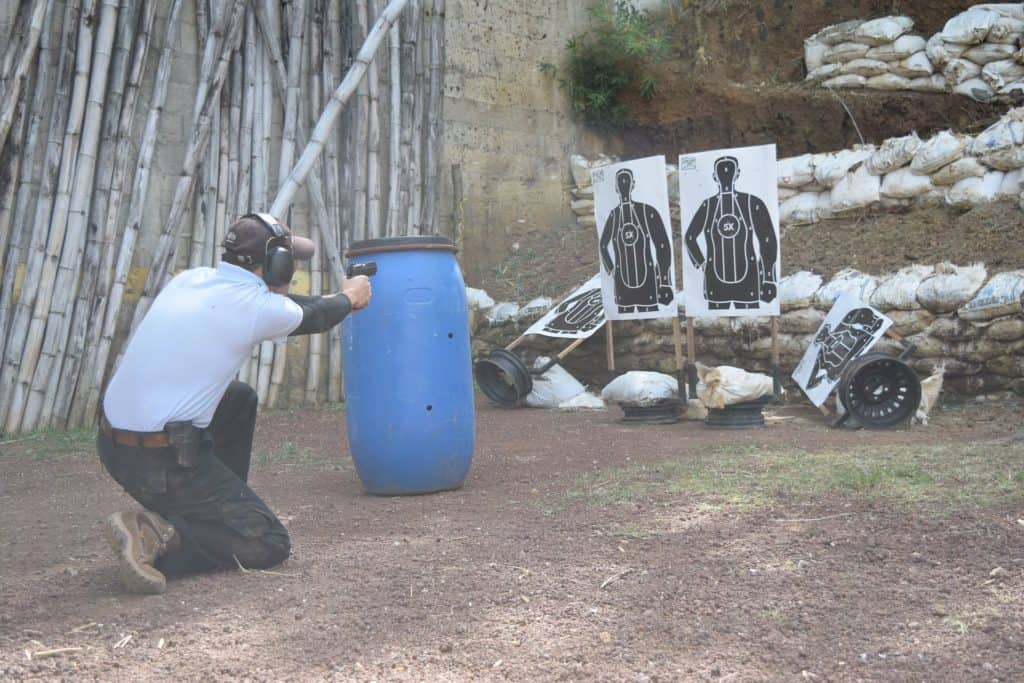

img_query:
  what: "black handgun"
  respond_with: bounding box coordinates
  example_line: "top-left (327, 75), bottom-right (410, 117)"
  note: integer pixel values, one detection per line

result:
top-left (346, 261), bottom-right (377, 278)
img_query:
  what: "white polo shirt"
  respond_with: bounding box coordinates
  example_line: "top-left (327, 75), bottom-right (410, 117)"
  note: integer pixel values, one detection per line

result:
top-left (103, 262), bottom-right (303, 431)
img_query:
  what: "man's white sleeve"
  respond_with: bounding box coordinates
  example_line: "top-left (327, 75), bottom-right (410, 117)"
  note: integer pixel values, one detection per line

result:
top-left (252, 295), bottom-right (304, 344)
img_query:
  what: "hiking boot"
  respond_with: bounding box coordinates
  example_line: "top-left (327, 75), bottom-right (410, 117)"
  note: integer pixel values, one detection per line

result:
top-left (104, 510), bottom-right (180, 595)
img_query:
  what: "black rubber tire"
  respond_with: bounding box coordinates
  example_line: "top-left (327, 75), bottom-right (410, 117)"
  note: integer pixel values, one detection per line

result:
top-left (838, 353), bottom-right (921, 429)
top-left (620, 400), bottom-right (683, 425)
top-left (474, 349), bottom-right (533, 408)
top-left (704, 399), bottom-right (767, 429)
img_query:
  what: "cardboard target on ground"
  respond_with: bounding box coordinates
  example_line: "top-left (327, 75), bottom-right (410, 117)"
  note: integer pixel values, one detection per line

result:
top-left (679, 144), bottom-right (781, 318)
top-left (592, 155), bottom-right (677, 321)
top-left (792, 293), bottom-right (893, 407)
top-left (525, 274), bottom-right (606, 339)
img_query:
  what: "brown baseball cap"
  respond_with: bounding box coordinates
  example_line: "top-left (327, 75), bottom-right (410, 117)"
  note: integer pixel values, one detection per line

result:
top-left (221, 213), bottom-right (316, 266)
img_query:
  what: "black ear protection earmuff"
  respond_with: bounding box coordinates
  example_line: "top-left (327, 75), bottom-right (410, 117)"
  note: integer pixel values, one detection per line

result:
top-left (244, 212), bottom-right (294, 288)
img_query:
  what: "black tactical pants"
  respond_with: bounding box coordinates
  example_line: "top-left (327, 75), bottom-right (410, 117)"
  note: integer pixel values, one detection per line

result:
top-left (98, 381), bottom-right (290, 577)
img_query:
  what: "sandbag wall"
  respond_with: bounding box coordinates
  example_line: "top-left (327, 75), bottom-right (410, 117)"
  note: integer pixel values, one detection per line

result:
top-left (471, 265), bottom-right (1024, 397)
top-left (805, 5), bottom-right (1024, 102)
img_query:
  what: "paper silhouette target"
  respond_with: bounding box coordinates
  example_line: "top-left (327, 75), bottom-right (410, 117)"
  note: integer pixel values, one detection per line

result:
top-left (525, 275), bottom-right (607, 340)
top-left (792, 293), bottom-right (893, 407)
top-left (680, 145), bottom-right (780, 317)
top-left (592, 156), bottom-right (677, 321)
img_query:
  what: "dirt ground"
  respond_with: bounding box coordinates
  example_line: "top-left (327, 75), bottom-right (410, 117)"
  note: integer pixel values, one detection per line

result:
top-left (1, 395), bottom-right (1023, 681)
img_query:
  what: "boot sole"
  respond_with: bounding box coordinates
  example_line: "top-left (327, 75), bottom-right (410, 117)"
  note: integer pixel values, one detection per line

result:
top-left (105, 513), bottom-right (167, 595)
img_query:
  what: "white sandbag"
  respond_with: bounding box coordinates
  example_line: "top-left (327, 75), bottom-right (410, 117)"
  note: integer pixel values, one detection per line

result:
top-left (685, 398), bottom-right (708, 421)
top-left (806, 62), bottom-right (843, 82)
top-left (778, 307), bottom-right (826, 334)
top-left (866, 34), bottom-right (927, 61)
top-left (909, 74), bottom-right (951, 93)
top-left (944, 57), bottom-right (983, 84)
top-left (486, 302), bottom-right (520, 324)
top-left (867, 133), bottom-right (921, 174)
top-left (570, 198), bottom-right (595, 216)
top-left (601, 371), bottom-right (677, 406)
top-left (693, 315), bottom-right (736, 336)
top-left (886, 308), bottom-right (935, 336)
top-left (518, 296), bottom-right (554, 318)
top-left (917, 263), bottom-right (989, 313)
top-left (919, 187), bottom-right (948, 207)
top-left (958, 270), bottom-right (1024, 320)
top-left (821, 74), bottom-right (867, 89)
top-left (998, 168), bottom-right (1024, 197)
top-left (822, 42), bottom-right (870, 64)
top-left (813, 147), bottom-right (873, 187)
top-left (571, 153), bottom-right (616, 189)
top-left (815, 20), bottom-right (864, 46)
top-left (815, 191), bottom-right (835, 220)
top-left (777, 154), bottom-right (816, 188)
top-left (870, 265), bottom-right (935, 310)
top-left (982, 59), bottom-right (1024, 89)
top-left (926, 34), bottom-right (966, 67)
top-left (777, 187), bottom-right (799, 201)
top-left (946, 171), bottom-right (1005, 206)
top-left (974, 4), bottom-right (1024, 21)
top-left (985, 315), bottom-right (1024, 340)
top-left (466, 287), bottom-right (495, 312)
top-left (854, 16), bottom-right (914, 46)
top-left (879, 195), bottom-right (915, 211)
top-left (953, 77), bottom-right (995, 101)
top-left (866, 74), bottom-right (913, 90)
top-left (891, 51), bottom-right (935, 78)
top-left (779, 192), bottom-right (822, 225)
top-left (696, 365), bottom-right (774, 410)
top-left (880, 167), bottom-right (934, 198)
top-left (804, 37), bottom-right (829, 71)
top-left (841, 58), bottom-right (891, 77)
top-left (929, 156), bottom-right (986, 185)
top-left (969, 109), bottom-right (1024, 170)
top-left (558, 391), bottom-right (606, 411)
top-left (911, 131), bottom-right (968, 174)
top-left (830, 164), bottom-right (881, 211)
top-left (941, 8), bottom-right (999, 45)
top-left (574, 185), bottom-right (594, 199)
top-left (1000, 81), bottom-right (1024, 97)
top-left (914, 367), bottom-right (944, 425)
top-left (987, 15), bottom-right (1024, 42)
top-left (815, 269), bottom-right (880, 309)
top-left (963, 43), bottom-right (1017, 64)
top-left (577, 215), bottom-right (597, 228)
top-left (526, 359), bottom-right (586, 408)
top-left (779, 271), bottom-right (823, 311)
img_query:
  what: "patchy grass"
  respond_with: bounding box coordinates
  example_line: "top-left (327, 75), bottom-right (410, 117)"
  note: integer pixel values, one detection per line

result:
top-left (254, 440), bottom-right (326, 464)
top-left (567, 440), bottom-right (1024, 512)
top-left (0, 427), bottom-right (96, 460)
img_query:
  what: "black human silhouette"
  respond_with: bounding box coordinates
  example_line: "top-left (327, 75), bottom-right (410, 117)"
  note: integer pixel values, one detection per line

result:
top-left (684, 156), bottom-right (779, 310)
top-left (542, 288), bottom-right (605, 336)
top-left (806, 307), bottom-right (885, 389)
top-left (598, 168), bottom-right (674, 314)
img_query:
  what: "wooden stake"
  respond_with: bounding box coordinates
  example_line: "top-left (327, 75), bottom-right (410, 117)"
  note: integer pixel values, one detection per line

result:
top-left (685, 316), bottom-right (697, 397)
top-left (605, 320), bottom-right (615, 371)
top-left (770, 315), bottom-right (781, 397)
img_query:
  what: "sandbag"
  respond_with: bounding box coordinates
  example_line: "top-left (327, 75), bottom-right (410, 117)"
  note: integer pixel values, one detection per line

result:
top-left (815, 269), bottom-right (879, 309)
top-left (911, 131), bottom-right (968, 174)
top-left (962, 43), bottom-right (1017, 64)
top-left (841, 58), bottom-right (891, 77)
top-left (984, 315), bottom-right (1024, 340)
top-left (914, 357), bottom-right (982, 376)
top-left (574, 185), bottom-right (594, 199)
top-left (917, 263), bottom-right (988, 313)
top-left (866, 74), bottom-right (913, 90)
top-left (969, 108), bottom-right (1024, 170)
top-left (926, 34), bottom-right (966, 67)
top-left (929, 316), bottom-right (981, 342)
top-left (830, 165), bottom-right (881, 212)
top-left (854, 16), bottom-right (914, 46)
top-left (987, 354), bottom-right (1024, 377)
top-left (1000, 81), bottom-right (1024, 97)
top-left (998, 168), bottom-right (1024, 198)
top-left (945, 171), bottom-right (1004, 207)
top-left (777, 154), bottom-right (815, 188)
top-left (526, 359), bottom-right (587, 408)
top-left (577, 215), bottom-right (597, 228)
top-left (806, 63), bottom-right (843, 82)
top-left (870, 265), bottom-right (935, 310)
top-left (601, 371), bottom-right (677, 406)
top-left (685, 398), bottom-right (708, 421)
top-left (891, 52), bottom-right (935, 78)
top-left (880, 167), bottom-right (934, 198)
top-left (914, 367), bottom-right (944, 425)
top-left (466, 287), bottom-right (496, 312)
top-left (779, 192), bottom-right (822, 225)
top-left (813, 147), bottom-right (873, 187)
top-left (909, 74), bottom-right (950, 92)
top-left (944, 57), bottom-right (983, 84)
top-left (571, 154), bottom-right (615, 189)
top-left (975, 4), bottom-right (1024, 21)
top-left (958, 270), bottom-right (1024, 320)
top-left (693, 315), bottom-right (736, 336)
top-left (886, 308), bottom-right (935, 336)
top-left (815, 191), bottom-right (835, 220)
top-left (941, 8), bottom-right (999, 45)
top-left (987, 15), bottom-right (1024, 42)
top-left (778, 307), bottom-right (825, 334)
top-left (778, 187), bottom-right (799, 201)
top-left (486, 302), bottom-right (520, 324)
top-left (982, 59), bottom-right (1024, 89)
top-left (867, 133), bottom-right (921, 174)
top-left (804, 37), bottom-right (829, 71)
top-left (866, 34), bottom-right (927, 61)
top-left (821, 74), bottom-right (868, 89)
top-left (570, 198), bottom-right (594, 216)
top-left (518, 296), bottom-right (554, 318)
top-left (815, 20), bottom-right (864, 46)
top-left (929, 156), bottom-right (986, 185)
top-left (779, 271), bottom-right (824, 311)
top-left (822, 42), bottom-right (871, 64)
top-left (696, 365), bottom-right (775, 409)
top-left (558, 391), bottom-right (606, 411)
top-left (954, 77), bottom-right (996, 102)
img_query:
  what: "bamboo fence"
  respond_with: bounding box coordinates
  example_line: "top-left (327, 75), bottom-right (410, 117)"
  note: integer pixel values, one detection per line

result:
top-left (0, 0), bottom-right (442, 435)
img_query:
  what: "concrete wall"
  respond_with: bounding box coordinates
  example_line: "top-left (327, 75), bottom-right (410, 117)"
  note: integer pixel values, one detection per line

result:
top-left (442, 0), bottom-right (608, 285)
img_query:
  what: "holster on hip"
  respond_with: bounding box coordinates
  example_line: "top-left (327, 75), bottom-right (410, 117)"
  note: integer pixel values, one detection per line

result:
top-left (166, 421), bottom-right (202, 468)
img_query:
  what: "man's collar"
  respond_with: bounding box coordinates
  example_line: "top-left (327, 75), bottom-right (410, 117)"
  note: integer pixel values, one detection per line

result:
top-left (217, 260), bottom-right (265, 286)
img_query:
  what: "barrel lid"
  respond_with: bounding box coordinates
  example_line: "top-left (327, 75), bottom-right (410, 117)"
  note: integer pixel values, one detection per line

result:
top-left (347, 235), bottom-right (457, 257)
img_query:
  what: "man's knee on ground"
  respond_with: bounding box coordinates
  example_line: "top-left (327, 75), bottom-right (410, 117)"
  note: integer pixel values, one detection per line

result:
top-left (233, 527), bottom-right (291, 569)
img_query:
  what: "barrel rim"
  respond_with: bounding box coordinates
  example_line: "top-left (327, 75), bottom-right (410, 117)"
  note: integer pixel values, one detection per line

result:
top-left (347, 235), bottom-right (457, 257)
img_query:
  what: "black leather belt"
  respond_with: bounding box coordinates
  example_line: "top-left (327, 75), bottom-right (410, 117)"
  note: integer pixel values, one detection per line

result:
top-left (99, 416), bottom-right (172, 449)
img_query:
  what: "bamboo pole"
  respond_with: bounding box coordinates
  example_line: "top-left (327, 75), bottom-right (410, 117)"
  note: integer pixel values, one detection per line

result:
top-left (254, 0), bottom-right (275, 403)
top-left (214, 61), bottom-right (231, 263)
top-left (271, 0), bottom-right (412, 217)
top-left (421, 0), bottom-right (444, 234)
top-left (366, 0), bottom-right (382, 239)
top-left (351, 0), bottom-right (369, 242)
top-left (306, 1), bottom-right (327, 403)
top-left (8, 0), bottom-right (99, 434)
top-left (325, 0), bottom-right (345, 403)
top-left (0, 1), bottom-right (31, 88)
top-left (224, 45), bottom-right (241, 249)
top-left (386, 20), bottom-right (400, 236)
top-left (0, 0), bottom-right (47, 156)
top-left (0, 0), bottom-right (81, 432)
top-left (410, 0), bottom-right (426, 235)
top-left (79, 0), bottom-right (185, 426)
top-left (397, 0), bottom-right (419, 237)
top-left (320, 0), bottom-right (341, 251)
top-left (59, 0), bottom-right (147, 426)
top-left (0, 81), bottom-right (32, 289)
top-left (306, 250), bottom-right (324, 404)
top-left (235, 10), bottom-right (255, 218)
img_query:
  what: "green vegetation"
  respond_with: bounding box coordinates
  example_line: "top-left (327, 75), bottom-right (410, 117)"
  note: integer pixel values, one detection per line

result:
top-left (0, 427), bottom-right (96, 460)
top-left (255, 441), bottom-right (326, 465)
top-left (567, 441), bottom-right (1024, 512)
top-left (540, 1), bottom-right (669, 129)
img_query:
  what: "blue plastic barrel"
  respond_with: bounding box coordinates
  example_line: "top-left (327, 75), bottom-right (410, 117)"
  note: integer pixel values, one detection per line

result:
top-left (341, 236), bottom-right (475, 495)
